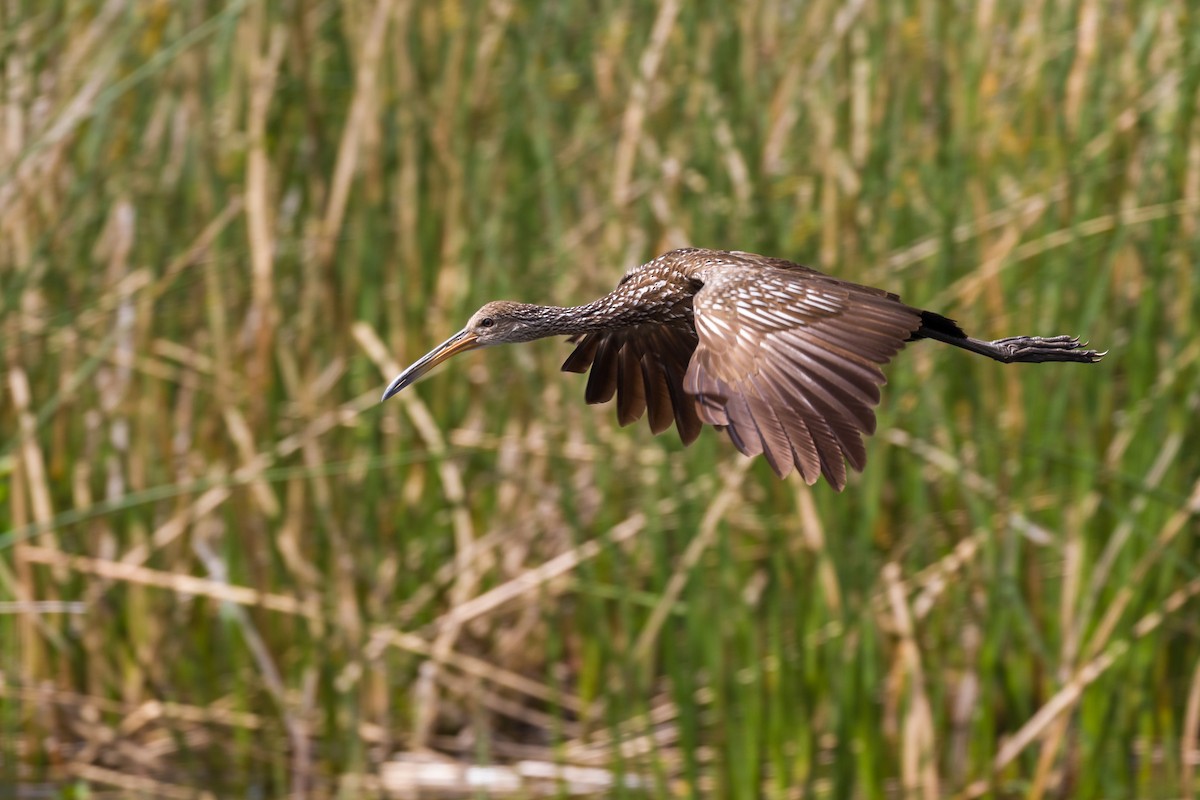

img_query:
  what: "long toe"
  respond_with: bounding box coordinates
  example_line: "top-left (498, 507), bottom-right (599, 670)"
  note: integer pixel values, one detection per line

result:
top-left (994, 335), bottom-right (1078, 346)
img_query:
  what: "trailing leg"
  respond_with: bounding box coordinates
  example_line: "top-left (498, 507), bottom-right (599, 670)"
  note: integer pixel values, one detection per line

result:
top-left (912, 311), bottom-right (1104, 364)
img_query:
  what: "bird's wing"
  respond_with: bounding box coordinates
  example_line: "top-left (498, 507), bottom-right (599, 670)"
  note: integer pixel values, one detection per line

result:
top-left (561, 324), bottom-right (703, 446)
top-left (686, 266), bottom-right (922, 489)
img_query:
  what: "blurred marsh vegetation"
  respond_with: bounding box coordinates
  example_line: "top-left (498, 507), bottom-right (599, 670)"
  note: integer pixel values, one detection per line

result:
top-left (2, 0), bottom-right (1199, 797)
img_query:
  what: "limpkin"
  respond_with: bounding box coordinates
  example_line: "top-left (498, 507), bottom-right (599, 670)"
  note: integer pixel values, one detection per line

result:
top-left (382, 248), bottom-right (1103, 490)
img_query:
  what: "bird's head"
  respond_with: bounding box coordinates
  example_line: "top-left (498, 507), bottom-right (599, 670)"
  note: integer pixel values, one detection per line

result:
top-left (464, 300), bottom-right (549, 346)
top-left (380, 301), bottom-right (546, 400)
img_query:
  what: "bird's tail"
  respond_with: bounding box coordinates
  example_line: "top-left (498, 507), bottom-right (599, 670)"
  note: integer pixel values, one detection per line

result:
top-left (909, 310), bottom-right (967, 343)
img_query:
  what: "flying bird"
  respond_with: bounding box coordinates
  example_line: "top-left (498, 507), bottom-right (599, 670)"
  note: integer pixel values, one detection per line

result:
top-left (382, 248), bottom-right (1103, 489)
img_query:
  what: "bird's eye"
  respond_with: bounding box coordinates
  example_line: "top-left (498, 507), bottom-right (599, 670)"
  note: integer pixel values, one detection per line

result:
top-left (480, 318), bottom-right (494, 328)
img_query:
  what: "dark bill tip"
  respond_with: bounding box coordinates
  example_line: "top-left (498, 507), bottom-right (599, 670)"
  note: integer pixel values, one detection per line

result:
top-left (381, 371), bottom-right (415, 402)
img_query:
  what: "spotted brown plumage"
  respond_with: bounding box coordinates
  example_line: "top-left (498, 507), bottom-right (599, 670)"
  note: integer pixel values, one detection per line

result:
top-left (382, 248), bottom-right (1104, 490)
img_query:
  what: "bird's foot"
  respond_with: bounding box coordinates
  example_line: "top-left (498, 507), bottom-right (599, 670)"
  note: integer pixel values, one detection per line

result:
top-left (991, 335), bottom-right (1106, 364)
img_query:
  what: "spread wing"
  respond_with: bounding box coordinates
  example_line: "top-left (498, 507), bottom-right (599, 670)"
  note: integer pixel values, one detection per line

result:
top-left (685, 266), bottom-right (922, 489)
top-left (561, 324), bottom-right (703, 445)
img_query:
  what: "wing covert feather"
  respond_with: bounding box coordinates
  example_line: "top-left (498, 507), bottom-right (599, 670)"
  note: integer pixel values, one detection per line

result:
top-left (685, 265), bottom-right (921, 489)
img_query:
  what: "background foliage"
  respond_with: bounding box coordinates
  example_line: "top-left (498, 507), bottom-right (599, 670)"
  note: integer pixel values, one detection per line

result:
top-left (2, 0), bottom-right (1199, 797)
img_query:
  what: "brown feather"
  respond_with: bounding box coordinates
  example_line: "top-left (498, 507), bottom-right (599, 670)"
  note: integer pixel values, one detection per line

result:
top-left (584, 335), bottom-right (620, 404)
top-left (616, 342), bottom-right (647, 425)
top-left (639, 351), bottom-right (674, 435)
top-left (561, 333), bottom-right (600, 373)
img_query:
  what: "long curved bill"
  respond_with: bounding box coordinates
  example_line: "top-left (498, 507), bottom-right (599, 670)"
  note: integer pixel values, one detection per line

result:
top-left (381, 329), bottom-right (480, 401)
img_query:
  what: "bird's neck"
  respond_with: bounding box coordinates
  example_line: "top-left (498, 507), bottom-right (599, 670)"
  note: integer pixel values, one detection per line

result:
top-left (546, 295), bottom-right (654, 335)
top-left (504, 288), bottom-right (686, 340)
